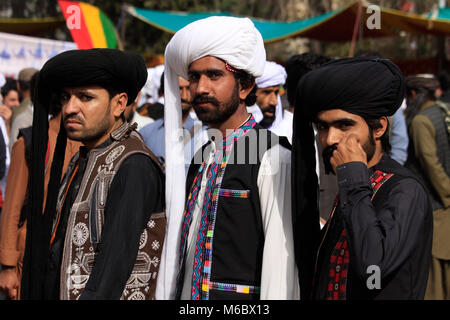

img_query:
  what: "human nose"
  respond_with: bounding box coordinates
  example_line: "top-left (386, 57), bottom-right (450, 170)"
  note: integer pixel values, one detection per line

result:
top-left (269, 92), bottom-right (278, 106)
top-left (180, 87), bottom-right (190, 101)
top-left (325, 127), bottom-right (343, 147)
top-left (62, 95), bottom-right (80, 115)
top-left (195, 75), bottom-right (211, 96)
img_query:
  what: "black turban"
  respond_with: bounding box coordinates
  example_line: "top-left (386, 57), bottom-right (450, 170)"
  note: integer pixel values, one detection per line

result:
top-left (37, 48), bottom-right (147, 107)
top-left (21, 49), bottom-right (147, 299)
top-left (290, 56), bottom-right (406, 300)
top-left (297, 56), bottom-right (405, 120)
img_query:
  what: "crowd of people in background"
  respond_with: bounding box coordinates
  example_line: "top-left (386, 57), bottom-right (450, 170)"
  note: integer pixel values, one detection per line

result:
top-left (0, 15), bottom-right (448, 301)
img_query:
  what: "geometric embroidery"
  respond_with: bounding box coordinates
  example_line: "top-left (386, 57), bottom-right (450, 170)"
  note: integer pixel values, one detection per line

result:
top-left (218, 189), bottom-right (250, 198)
top-left (209, 281), bottom-right (260, 294)
top-left (179, 115), bottom-right (257, 300)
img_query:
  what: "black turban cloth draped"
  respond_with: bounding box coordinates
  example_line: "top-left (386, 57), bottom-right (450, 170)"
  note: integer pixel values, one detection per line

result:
top-left (21, 49), bottom-right (147, 299)
top-left (290, 56), bottom-right (405, 300)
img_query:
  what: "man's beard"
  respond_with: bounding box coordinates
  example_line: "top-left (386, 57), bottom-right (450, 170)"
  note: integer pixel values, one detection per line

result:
top-left (181, 100), bottom-right (191, 116)
top-left (258, 105), bottom-right (276, 128)
top-left (192, 81), bottom-right (240, 124)
top-left (126, 109), bottom-right (135, 122)
top-left (64, 102), bottom-right (112, 145)
top-left (322, 134), bottom-right (376, 175)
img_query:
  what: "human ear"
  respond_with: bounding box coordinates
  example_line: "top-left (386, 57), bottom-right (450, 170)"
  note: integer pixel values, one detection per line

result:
top-left (374, 116), bottom-right (388, 139)
top-left (112, 92), bottom-right (128, 118)
top-left (238, 80), bottom-right (255, 102)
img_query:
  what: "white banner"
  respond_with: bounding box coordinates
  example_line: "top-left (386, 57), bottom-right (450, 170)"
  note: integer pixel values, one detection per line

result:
top-left (0, 31), bottom-right (77, 78)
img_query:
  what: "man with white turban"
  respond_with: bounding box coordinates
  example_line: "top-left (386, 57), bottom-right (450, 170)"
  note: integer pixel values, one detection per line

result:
top-left (248, 61), bottom-right (286, 131)
top-left (156, 16), bottom-right (299, 300)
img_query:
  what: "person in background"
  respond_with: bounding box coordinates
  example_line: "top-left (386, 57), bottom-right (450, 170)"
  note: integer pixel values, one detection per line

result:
top-left (247, 61), bottom-right (286, 131)
top-left (0, 76), bottom-right (81, 299)
top-left (10, 68), bottom-right (38, 153)
top-left (138, 67), bottom-right (165, 121)
top-left (437, 70), bottom-right (450, 103)
top-left (139, 76), bottom-right (205, 172)
top-left (124, 91), bottom-right (154, 130)
top-left (0, 78), bottom-right (20, 135)
top-left (404, 74), bottom-right (450, 300)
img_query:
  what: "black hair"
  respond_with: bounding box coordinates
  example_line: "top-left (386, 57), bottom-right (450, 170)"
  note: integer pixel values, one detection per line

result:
top-left (233, 71), bottom-right (256, 106)
top-left (158, 72), bottom-right (164, 97)
top-left (285, 53), bottom-right (332, 107)
top-left (364, 117), bottom-right (391, 153)
top-left (437, 70), bottom-right (449, 92)
top-left (1, 77), bottom-right (18, 98)
top-left (18, 79), bottom-right (31, 92)
top-left (404, 75), bottom-right (439, 127)
top-left (29, 72), bottom-right (38, 104)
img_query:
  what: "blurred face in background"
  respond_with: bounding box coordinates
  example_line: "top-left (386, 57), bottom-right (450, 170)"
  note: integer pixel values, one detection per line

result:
top-left (256, 85), bottom-right (280, 128)
top-left (2, 89), bottom-right (20, 109)
top-left (179, 76), bottom-right (191, 114)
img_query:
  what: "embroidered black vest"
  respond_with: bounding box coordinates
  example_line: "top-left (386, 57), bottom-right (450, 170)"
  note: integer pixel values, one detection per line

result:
top-left (55, 123), bottom-right (166, 300)
top-left (176, 124), bottom-right (290, 300)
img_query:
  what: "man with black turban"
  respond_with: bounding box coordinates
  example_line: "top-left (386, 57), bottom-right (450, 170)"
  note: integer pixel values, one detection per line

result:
top-left (292, 56), bottom-right (433, 300)
top-left (20, 49), bottom-right (165, 300)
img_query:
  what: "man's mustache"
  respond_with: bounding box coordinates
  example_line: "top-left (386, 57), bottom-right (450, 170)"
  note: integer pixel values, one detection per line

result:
top-left (192, 95), bottom-right (219, 107)
top-left (181, 99), bottom-right (191, 105)
top-left (64, 114), bottom-right (85, 124)
top-left (260, 105), bottom-right (276, 115)
top-left (322, 144), bottom-right (338, 175)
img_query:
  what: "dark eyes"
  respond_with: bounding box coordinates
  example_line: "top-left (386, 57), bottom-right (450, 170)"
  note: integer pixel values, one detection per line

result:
top-left (316, 123), bottom-right (327, 131)
top-left (59, 93), bottom-right (70, 104)
top-left (337, 122), bottom-right (353, 129)
top-left (59, 93), bottom-right (93, 104)
top-left (80, 94), bottom-right (93, 101)
top-left (188, 71), bottom-right (223, 82)
top-left (316, 122), bottom-right (354, 131)
top-left (188, 73), bottom-right (199, 82)
top-left (206, 71), bottom-right (222, 79)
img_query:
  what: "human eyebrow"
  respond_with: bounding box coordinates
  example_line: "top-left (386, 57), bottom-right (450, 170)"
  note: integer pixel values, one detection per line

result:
top-left (331, 118), bottom-right (356, 127)
top-left (189, 68), bottom-right (224, 76)
top-left (315, 118), bottom-right (356, 129)
top-left (262, 88), bottom-right (276, 94)
top-left (204, 69), bottom-right (225, 78)
top-left (73, 89), bottom-right (96, 97)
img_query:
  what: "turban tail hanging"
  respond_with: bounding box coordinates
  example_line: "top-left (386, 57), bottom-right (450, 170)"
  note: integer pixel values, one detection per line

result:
top-left (21, 49), bottom-right (147, 299)
top-left (157, 16), bottom-right (266, 299)
top-left (291, 56), bottom-right (405, 300)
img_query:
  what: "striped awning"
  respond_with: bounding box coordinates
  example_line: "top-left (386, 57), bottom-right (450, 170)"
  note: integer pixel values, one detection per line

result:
top-left (126, 1), bottom-right (450, 43)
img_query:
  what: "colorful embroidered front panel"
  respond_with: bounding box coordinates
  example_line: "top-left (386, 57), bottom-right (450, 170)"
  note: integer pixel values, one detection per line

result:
top-left (326, 169), bottom-right (393, 300)
top-left (209, 281), bottom-right (260, 295)
top-left (179, 115), bottom-right (257, 300)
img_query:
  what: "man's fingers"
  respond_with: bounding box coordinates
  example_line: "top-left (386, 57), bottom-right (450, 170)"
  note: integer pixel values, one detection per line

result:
top-left (344, 133), bottom-right (360, 146)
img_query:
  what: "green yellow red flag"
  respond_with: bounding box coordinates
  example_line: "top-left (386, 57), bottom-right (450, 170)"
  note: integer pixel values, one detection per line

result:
top-left (58, 0), bottom-right (117, 49)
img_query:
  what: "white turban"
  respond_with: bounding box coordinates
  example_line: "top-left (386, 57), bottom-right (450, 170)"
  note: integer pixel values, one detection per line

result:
top-left (156, 16), bottom-right (266, 300)
top-left (138, 65), bottom-right (165, 107)
top-left (253, 61), bottom-right (287, 131)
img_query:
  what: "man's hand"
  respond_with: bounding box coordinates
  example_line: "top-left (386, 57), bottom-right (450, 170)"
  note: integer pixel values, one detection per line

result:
top-left (0, 268), bottom-right (19, 299)
top-left (0, 104), bottom-right (12, 123)
top-left (330, 134), bottom-right (367, 172)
